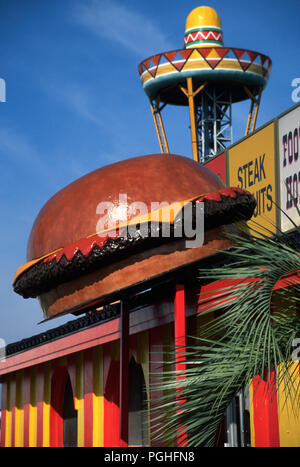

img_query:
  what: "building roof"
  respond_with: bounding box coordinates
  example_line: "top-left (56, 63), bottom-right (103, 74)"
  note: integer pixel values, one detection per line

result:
top-left (5, 304), bottom-right (120, 358)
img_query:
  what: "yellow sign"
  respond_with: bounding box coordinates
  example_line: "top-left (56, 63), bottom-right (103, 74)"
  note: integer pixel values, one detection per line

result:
top-left (228, 123), bottom-right (276, 236)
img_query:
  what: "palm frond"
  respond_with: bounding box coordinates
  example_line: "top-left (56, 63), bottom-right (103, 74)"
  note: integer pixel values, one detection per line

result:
top-left (149, 218), bottom-right (300, 447)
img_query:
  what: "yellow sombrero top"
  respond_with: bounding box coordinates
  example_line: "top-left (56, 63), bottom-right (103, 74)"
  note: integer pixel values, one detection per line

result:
top-left (184, 6), bottom-right (224, 49)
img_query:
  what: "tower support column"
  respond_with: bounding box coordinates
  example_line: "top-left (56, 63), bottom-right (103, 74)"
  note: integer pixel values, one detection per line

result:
top-left (196, 87), bottom-right (232, 163)
top-left (149, 98), bottom-right (169, 154)
top-left (180, 79), bottom-right (208, 163)
top-left (186, 78), bottom-right (199, 163)
top-left (244, 86), bottom-right (263, 136)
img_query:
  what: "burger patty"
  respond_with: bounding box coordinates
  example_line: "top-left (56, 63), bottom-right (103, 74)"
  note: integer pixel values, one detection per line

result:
top-left (14, 190), bottom-right (256, 299)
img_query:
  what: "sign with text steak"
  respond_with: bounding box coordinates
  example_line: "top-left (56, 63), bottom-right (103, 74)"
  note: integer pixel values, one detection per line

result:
top-left (228, 123), bottom-right (276, 236)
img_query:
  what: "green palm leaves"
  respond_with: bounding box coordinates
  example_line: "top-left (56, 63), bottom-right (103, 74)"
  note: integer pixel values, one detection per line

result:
top-left (150, 221), bottom-right (300, 447)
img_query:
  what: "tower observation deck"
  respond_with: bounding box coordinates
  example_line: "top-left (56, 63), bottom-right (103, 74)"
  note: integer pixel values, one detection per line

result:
top-left (138, 6), bottom-right (272, 164)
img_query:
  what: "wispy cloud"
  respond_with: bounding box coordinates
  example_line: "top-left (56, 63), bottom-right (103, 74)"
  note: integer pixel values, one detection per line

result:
top-left (72, 0), bottom-right (172, 57)
top-left (0, 125), bottom-right (83, 187)
top-left (51, 82), bottom-right (103, 127)
top-left (0, 127), bottom-right (43, 167)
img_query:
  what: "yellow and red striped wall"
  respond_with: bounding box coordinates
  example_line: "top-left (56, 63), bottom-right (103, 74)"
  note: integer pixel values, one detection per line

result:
top-left (1, 284), bottom-right (299, 447)
top-left (0, 322), bottom-right (176, 447)
top-left (249, 363), bottom-right (300, 447)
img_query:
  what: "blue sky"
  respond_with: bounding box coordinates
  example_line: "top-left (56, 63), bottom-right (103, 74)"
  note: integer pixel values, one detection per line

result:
top-left (0, 0), bottom-right (299, 346)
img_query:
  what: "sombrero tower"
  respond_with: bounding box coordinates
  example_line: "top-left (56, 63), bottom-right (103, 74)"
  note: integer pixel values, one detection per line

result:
top-left (138, 6), bottom-right (272, 163)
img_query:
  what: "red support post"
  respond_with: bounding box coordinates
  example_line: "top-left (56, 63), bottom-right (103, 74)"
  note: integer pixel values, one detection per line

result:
top-left (36, 367), bottom-right (45, 447)
top-left (251, 371), bottom-right (280, 447)
top-left (149, 325), bottom-right (164, 446)
top-left (84, 348), bottom-right (94, 447)
top-left (23, 369), bottom-right (31, 447)
top-left (49, 366), bottom-right (68, 447)
top-left (174, 283), bottom-right (188, 446)
top-left (119, 300), bottom-right (129, 447)
top-left (104, 354), bottom-right (120, 447)
top-left (174, 284), bottom-right (186, 361)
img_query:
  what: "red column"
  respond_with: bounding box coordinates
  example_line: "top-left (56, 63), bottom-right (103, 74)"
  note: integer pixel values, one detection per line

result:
top-left (84, 348), bottom-right (94, 447)
top-left (174, 284), bottom-right (186, 364)
top-left (104, 351), bottom-right (120, 447)
top-left (23, 369), bottom-right (31, 447)
top-left (49, 366), bottom-right (68, 447)
top-left (119, 300), bottom-right (129, 447)
top-left (149, 325), bottom-right (164, 446)
top-left (252, 371), bottom-right (280, 447)
top-left (174, 283), bottom-right (187, 447)
top-left (36, 366), bottom-right (45, 447)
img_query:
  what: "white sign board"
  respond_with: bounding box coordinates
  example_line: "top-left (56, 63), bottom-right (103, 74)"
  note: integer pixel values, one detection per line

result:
top-left (278, 105), bottom-right (300, 232)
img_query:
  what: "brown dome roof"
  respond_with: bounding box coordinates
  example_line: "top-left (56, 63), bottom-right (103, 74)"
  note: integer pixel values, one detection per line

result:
top-left (27, 154), bottom-right (224, 261)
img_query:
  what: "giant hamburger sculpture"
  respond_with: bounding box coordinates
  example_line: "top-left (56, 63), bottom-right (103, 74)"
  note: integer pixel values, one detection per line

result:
top-left (13, 153), bottom-right (256, 319)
